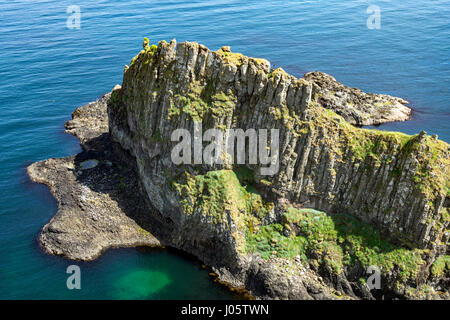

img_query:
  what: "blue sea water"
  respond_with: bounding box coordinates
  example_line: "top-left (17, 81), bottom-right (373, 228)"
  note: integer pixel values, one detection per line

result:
top-left (0, 0), bottom-right (449, 299)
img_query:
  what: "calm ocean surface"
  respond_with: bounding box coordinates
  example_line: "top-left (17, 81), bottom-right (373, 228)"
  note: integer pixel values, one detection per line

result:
top-left (0, 0), bottom-right (449, 299)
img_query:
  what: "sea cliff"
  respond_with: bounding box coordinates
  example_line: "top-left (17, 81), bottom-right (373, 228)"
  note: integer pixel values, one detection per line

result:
top-left (28, 39), bottom-right (449, 300)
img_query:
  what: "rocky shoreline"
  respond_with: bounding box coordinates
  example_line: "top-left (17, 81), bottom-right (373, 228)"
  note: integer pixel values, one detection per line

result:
top-left (27, 93), bottom-right (161, 261)
top-left (304, 71), bottom-right (411, 126)
top-left (28, 39), bottom-right (449, 300)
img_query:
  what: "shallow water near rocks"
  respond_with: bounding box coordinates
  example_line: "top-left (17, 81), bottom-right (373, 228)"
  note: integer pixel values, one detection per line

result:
top-left (0, 0), bottom-right (448, 299)
top-left (80, 159), bottom-right (99, 170)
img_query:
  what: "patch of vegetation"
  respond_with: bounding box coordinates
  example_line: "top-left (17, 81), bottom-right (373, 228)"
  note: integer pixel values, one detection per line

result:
top-left (409, 135), bottom-right (450, 198)
top-left (172, 168), bottom-right (271, 224)
top-left (246, 223), bottom-right (308, 261)
top-left (172, 94), bottom-right (208, 121)
top-left (246, 207), bottom-right (426, 281)
top-left (215, 49), bottom-right (245, 66)
top-left (268, 67), bottom-right (289, 79)
top-left (430, 255), bottom-right (450, 277)
top-left (130, 37), bottom-right (159, 67)
top-left (215, 47), bottom-right (269, 69)
top-left (169, 81), bottom-right (236, 121)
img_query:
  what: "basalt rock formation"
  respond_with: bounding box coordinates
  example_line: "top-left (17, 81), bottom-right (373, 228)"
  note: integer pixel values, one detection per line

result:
top-left (110, 40), bottom-right (448, 251)
top-left (28, 39), bottom-right (450, 300)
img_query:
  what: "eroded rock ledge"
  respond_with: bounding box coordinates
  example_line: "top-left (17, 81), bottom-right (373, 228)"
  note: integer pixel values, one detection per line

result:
top-left (305, 71), bottom-right (411, 126)
top-left (27, 93), bottom-right (161, 261)
top-left (28, 39), bottom-right (449, 300)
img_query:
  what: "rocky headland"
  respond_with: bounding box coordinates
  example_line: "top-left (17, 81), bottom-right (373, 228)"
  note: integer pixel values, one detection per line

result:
top-left (28, 39), bottom-right (449, 300)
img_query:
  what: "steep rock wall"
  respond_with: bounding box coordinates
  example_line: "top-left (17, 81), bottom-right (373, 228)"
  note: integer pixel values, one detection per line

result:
top-left (108, 39), bottom-right (449, 252)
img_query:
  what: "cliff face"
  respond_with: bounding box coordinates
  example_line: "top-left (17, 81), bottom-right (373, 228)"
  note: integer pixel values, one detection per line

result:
top-left (109, 39), bottom-right (449, 253)
top-left (25, 38), bottom-right (450, 299)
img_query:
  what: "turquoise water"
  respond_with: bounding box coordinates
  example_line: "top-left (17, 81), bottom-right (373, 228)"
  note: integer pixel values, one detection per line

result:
top-left (0, 0), bottom-right (449, 299)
